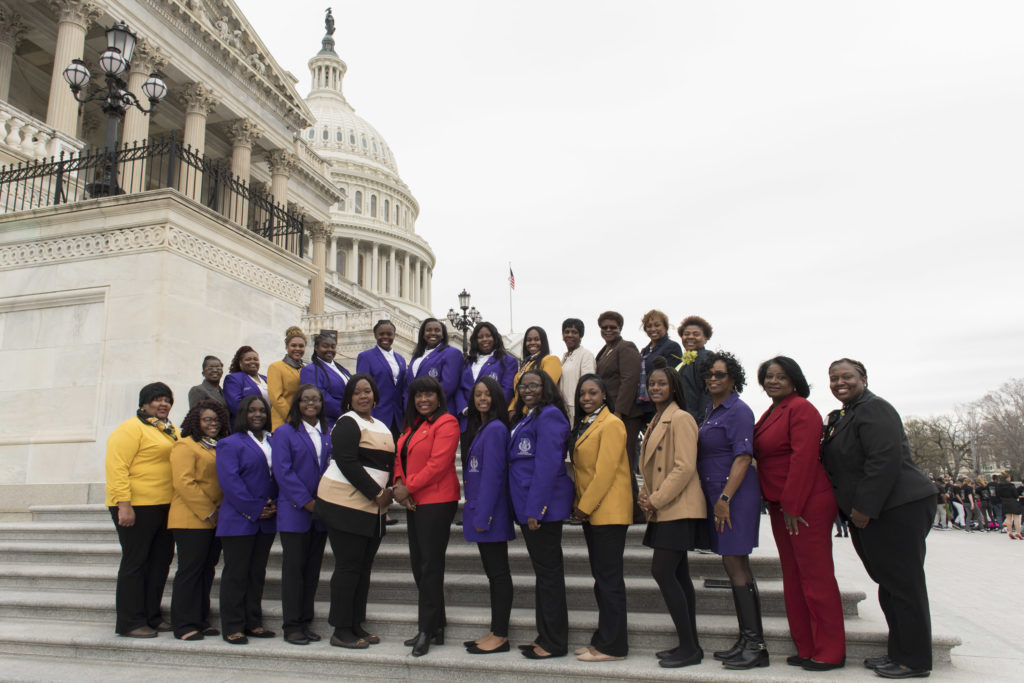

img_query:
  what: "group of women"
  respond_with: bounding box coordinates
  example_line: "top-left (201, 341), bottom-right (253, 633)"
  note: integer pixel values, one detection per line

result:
top-left (105, 312), bottom-right (938, 678)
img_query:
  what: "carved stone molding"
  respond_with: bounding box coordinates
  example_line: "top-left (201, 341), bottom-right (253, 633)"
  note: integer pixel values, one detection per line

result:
top-left (47, 0), bottom-right (101, 29)
top-left (130, 38), bottom-right (167, 75)
top-left (265, 149), bottom-right (299, 176)
top-left (0, 224), bottom-right (309, 307)
top-left (178, 82), bottom-right (219, 116)
top-left (227, 118), bottom-right (262, 148)
top-left (306, 220), bottom-right (331, 242)
top-left (0, 5), bottom-right (27, 47)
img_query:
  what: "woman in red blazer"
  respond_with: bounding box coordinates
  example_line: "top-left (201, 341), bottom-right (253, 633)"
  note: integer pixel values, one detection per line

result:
top-left (393, 376), bottom-right (460, 657)
top-left (753, 357), bottom-right (845, 671)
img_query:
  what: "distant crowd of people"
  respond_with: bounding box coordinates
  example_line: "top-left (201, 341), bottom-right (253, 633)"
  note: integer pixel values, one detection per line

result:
top-left (931, 473), bottom-right (1024, 537)
top-left (105, 311), bottom-right (946, 678)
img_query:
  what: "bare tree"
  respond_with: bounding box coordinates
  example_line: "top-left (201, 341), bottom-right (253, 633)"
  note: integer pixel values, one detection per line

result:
top-left (974, 378), bottom-right (1024, 478)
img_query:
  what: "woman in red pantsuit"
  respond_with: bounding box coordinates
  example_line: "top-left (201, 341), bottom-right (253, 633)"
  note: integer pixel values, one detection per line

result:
top-left (753, 357), bottom-right (845, 671)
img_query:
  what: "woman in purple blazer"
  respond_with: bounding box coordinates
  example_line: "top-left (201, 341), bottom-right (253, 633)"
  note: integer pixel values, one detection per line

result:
top-left (405, 318), bottom-right (463, 416)
top-left (271, 384), bottom-right (332, 645)
top-left (356, 320), bottom-right (407, 437)
top-left (462, 377), bottom-right (514, 655)
top-left (215, 394), bottom-right (277, 644)
top-left (455, 322), bottom-right (518, 428)
top-left (223, 346), bottom-right (269, 425)
top-left (300, 330), bottom-right (351, 426)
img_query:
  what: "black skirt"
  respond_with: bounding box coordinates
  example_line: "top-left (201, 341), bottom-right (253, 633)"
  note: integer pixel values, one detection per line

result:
top-left (643, 518), bottom-right (707, 551)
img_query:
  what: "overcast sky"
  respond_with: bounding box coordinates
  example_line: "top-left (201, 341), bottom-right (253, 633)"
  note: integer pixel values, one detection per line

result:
top-left (243, 0), bottom-right (1024, 420)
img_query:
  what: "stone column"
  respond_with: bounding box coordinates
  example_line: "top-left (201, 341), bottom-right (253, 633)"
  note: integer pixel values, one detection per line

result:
top-left (371, 243), bottom-right (379, 293)
top-left (177, 82), bottom-right (218, 199)
top-left (388, 247), bottom-right (397, 295)
top-left (328, 235), bottom-right (338, 273)
top-left (348, 238), bottom-right (360, 285)
top-left (307, 220), bottom-right (331, 315)
top-left (425, 267), bottom-right (432, 310)
top-left (118, 39), bottom-right (166, 192)
top-left (415, 259), bottom-right (423, 305)
top-left (265, 149), bottom-right (298, 247)
top-left (402, 252), bottom-right (411, 300)
top-left (46, 0), bottom-right (101, 136)
top-left (0, 5), bottom-right (26, 103)
top-left (226, 118), bottom-right (263, 225)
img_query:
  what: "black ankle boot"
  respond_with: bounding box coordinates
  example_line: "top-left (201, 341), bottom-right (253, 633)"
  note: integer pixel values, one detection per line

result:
top-left (403, 626), bottom-right (443, 647)
top-left (410, 631), bottom-right (431, 657)
top-left (713, 585), bottom-right (745, 660)
top-left (722, 582), bottom-right (769, 670)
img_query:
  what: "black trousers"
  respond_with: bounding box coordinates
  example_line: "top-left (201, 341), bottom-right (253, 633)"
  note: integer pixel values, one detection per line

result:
top-left (651, 547), bottom-right (700, 655)
top-left (280, 529), bottom-right (328, 635)
top-left (583, 523), bottom-right (629, 656)
top-left (219, 532), bottom-right (275, 635)
top-left (520, 521), bottom-right (568, 656)
top-left (850, 495), bottom-right (936, 671)
top-left (170, 528), bottom-right (221, 638)
top-left (407, 501), bottom-right (457, 632)
top-left (477, 541), bottom-right (513, 637)
top-left (326, 527), bottom-right (382, 636)
top-left (109, 504), bottom-right (174, 634)
top-left (623, 416), bottom-right (644, 513)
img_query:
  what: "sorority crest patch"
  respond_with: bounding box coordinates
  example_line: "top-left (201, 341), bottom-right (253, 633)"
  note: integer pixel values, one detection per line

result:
top-left (428, 367), bottom-right (439, 378)
top-left (468, 455), bottom-right (480, 473)
top-left (517, 437), bottom-right (532, 455)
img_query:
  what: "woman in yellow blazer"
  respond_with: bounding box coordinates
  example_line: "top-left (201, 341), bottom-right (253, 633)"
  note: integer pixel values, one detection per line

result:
top-left (168, 400), bottom-right (229, 641)
top-left (267, 326), bottom-right (307, 431)
top-left (509, 326), bottom-right (562, 413)
top-left (105, 382), bottom-right (181, 638)
top-left (569, 374), bottom-right (633, 662)
top-left (638, 359), bottom-right (706, 669)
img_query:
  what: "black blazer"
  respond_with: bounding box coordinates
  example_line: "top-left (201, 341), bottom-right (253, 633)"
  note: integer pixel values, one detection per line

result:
top-left (675, 348), bottom-right (711, 425)
top-left (821, 390), bottom-right (936, 519)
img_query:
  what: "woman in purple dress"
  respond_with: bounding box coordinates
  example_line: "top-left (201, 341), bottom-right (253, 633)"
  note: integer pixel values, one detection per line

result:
top-left (696, 351), bottom-right (766, 670)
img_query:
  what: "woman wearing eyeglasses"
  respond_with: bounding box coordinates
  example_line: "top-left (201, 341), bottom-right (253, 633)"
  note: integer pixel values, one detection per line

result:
top-left (508, 369), bottom-right (574, 660)
top-left (697, 351), bottom-right (766, 670)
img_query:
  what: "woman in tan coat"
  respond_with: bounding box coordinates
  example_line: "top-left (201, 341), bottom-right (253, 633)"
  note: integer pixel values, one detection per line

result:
top-left (638, 358), bottom-right (706, 669)
top-left (570, 374), bottom-right (634, 662)
top-left (168, 400), bottom-right (229, 640)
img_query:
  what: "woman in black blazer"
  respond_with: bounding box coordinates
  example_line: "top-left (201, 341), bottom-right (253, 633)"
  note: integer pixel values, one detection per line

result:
top-left (820, 358), bottom-right (937, 680)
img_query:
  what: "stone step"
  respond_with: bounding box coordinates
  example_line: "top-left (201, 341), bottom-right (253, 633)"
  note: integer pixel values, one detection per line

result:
top-left (0, 540), bottom-right (783, 579)
top-left (0, 563), bottom-right (863, 617)
top-left (0, 522), bottom-right (115, 543)
top-left (0, 617), bottom-right (958, 681)
top-left (0, 589), bottom-right (957, 663)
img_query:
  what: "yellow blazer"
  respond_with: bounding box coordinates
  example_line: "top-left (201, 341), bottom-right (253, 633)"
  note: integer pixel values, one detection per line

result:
top-left (168, 437), bottom-right (223, 529)
top-left (267, 360), bottom-right (302, 431)
top-left (104, 418), bottom-right (179, 506)
top-left (509, 355), bottom-right (563, 413)
top-left (639, 402), bottom-right (706, 521)
top-left (572, 408), bottom-right (633, 524)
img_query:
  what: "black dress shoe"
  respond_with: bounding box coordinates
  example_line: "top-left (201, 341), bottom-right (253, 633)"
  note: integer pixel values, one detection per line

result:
top-left (464, 640), bottom-right (479, 648)
top-left (353, 626), bottom-right (379, 644)
top-left (202, 627), bottom-right (220, 637)
top-left (874, 662), bottom-right (931, 679)
top-left (285, 631), bottom-right (310, 645)
top-left (303, 628), bottom-right (321, 642)
top-left (467, 641), bottom-right (510, 654)
top-left (787, 655), bottom-right (810, 667)
top-left (659, 649), bottom-right (702, 668)
top-left (245, 628), bottom-right (276, 638)
top-left (518, 643), bottom-right (538, 651)
top-left (865, 655), bottom-right (893, 670)
top-left (656, 647), bottom-right (678, 659)
top-left (803, 657), bottom-right (845, 671)
top-left (411, 632), bottom-right (431, 657)
top-left (521, 647), bottom-right (564, 659)
top-left (404, 627), bottom-right (443, 647)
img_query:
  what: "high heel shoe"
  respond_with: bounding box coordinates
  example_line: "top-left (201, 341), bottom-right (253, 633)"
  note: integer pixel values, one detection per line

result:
top-left (410, 631), bottom-right (431, 657)
top-left (404, 626), bottom-right (443, 647)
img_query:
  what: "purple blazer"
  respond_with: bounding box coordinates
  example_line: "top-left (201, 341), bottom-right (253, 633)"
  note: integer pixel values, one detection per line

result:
top-left (215, 432), bottom-right (277, 537)
top-left (271, 422), bottom-right (331, 533)
top-left (223, 372), bottom-right (268, 425)
top-left (508, 405), bottom-right (574, 523)
top-left (406, 344), bottom-right (464, 416)
top-left (455, 354), bottom-right (518, 428)
top-left (463, 419), bottom-right (515, 542)
top-left (356, 346), bottom-right (407, 430)
top-left (300, 357), bottom-right (351, 425)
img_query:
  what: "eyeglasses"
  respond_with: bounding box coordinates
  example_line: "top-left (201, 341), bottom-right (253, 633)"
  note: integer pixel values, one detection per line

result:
top-left (702, 371), bottom-right (729, 380)
top-left (600, 325), bottom-right (619, 331)
top-left (199, 417), bottom-right (220, 424)
top-left (299, 396), bottom-right (323, 404)
top-left (518, 382), bottom-right (542, 392)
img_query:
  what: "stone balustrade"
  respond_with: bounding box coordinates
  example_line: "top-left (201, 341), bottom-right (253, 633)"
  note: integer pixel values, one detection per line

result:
top-left (0, 101), bottom-right (84, 166)
top-left (303, 308), bottom-right (419, 343)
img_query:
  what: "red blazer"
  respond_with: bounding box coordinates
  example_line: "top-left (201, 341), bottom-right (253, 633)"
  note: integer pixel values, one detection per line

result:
top-left (752, 393), bottom-right (831, 517)
top-left (393, 413), bottom-right (460, 505)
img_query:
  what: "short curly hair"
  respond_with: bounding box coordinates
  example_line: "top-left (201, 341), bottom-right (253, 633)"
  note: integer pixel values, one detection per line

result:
top-left (678, 315), bottom-right (712, 340)
top-left (641, 309), bottom-right (670, 331)
top-left (700, 350), bottom-right (746, 394)
top-left (597, 311), bottom-right (624, 329)
top-left (179, 400), bottom-right (230, 441)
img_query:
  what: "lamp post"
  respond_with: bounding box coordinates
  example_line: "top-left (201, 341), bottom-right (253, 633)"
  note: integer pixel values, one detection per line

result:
top-left (447, 289), bottom-right (482, 354)
top-left (62, 21), bottom-right (167, 197)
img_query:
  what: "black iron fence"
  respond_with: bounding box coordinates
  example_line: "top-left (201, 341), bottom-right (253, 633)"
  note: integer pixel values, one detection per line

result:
top-left (0, 135), bottom-right (304, 255)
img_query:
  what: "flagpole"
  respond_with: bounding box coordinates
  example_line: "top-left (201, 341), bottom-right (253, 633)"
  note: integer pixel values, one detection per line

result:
top-left (508, 261), bottom-right (514, 334)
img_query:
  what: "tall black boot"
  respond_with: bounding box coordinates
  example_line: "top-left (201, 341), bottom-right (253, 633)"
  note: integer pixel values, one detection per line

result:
top-left (712, 585), bottom-right (745, 661)
top-left (722, 582), bottom-right (768, 670)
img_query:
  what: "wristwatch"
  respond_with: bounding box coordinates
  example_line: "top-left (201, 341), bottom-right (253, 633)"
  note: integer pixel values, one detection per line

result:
top-left (719, 493), bottom-right (731, 503)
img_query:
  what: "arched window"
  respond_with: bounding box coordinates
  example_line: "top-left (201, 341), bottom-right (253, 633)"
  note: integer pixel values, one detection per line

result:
top-left (372, 140), bottom-right (378, 153)
top-left (361, 135), bottom-right (367, 149)
top-left (349, 132), bottom-right (355, 144)
top-left (307, 129), bottom-right (314, 140)
top-left (370, 194), bottom-right (377, 218)
top-left (354, 191), bottom-right (362, 214)
top-left (395, 203), bottom-right (400, 225)
top-left (336, 130), bottom-right (343, 141)
top-left (383, 199), bottom-right (390, 221)
top-left (322, 128), bottom-right (329, 140)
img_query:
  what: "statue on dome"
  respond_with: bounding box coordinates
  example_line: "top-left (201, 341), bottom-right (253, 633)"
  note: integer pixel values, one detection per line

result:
top-left (325, 8), bottom-right (335, 36)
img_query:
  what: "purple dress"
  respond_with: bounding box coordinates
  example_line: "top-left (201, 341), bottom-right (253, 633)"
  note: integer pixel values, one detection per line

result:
top-left (697, 392), bottom-right (760, 555)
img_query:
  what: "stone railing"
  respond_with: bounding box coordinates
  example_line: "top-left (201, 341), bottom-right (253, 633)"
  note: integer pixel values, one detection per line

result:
top-left (293, 138), bottom-right (329, 176)
top-left (302, 308), bottom-right (420, 342)
top-left (0, 101), bottom-right (83, 164)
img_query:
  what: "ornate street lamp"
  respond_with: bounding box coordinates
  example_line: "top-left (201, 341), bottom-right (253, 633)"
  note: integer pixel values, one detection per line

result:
top-left (62, 21), bottom-right (167, 197)
top-left (447, 289), bottom-right (482, 354)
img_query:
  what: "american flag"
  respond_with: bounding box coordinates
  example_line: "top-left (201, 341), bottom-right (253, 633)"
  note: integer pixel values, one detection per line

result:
top-left (508, 267), bottom-right (515, 290)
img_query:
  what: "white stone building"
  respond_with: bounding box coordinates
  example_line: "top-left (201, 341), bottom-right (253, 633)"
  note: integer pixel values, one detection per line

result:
top-left (0, 0), bottom-right (436, 512)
